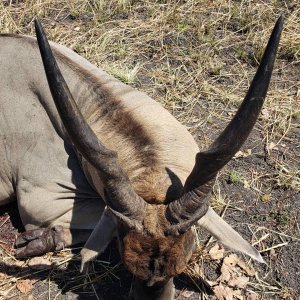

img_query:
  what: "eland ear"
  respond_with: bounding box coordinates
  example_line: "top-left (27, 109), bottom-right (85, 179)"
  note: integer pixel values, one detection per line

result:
top-left (198, 207), bottom-right (265, 263)
top-left (80, 209), bottom-right (117, 272)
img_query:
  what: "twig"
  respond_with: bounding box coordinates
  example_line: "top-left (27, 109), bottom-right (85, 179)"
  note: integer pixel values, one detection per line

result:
top-left (0, 215), bottom-right (10, 228)
top-left (259, 242), bottom-right (288, 253)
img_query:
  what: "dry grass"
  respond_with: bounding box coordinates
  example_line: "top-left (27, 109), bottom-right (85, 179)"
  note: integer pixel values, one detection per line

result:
top-left (0, 0), bottom-right (299, 299)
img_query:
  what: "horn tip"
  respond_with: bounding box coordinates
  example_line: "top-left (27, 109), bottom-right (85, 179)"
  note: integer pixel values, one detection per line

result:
top-left (34, 18), bottom-right (40, 29)
top-left (276, 14), bottom-right (285, 30)
top-left (249, 248), bottom-right (266, 264)
top-left (277, 14), bottom-right (285, 23)
top-left (256, 253), bottom-right (266, 264)
top-left (34, 18), bottom-right (43, 38)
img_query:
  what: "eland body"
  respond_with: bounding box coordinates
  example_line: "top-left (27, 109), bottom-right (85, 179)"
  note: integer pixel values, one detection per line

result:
top-left (0, 17), bottom-right (283, 299)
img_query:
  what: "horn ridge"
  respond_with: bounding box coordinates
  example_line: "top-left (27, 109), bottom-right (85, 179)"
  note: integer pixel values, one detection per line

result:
top-left (185, 15), bottom-right (284, 192)
top-left (166, 16), bottom-right (284, 233)
top-left (34, 19), bottom-right (113, 173)
top-left (34, 19), bottom-right (146, 222)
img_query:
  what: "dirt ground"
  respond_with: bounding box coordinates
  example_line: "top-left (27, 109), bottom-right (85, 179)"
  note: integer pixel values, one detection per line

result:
top-left (0, 1), bottom-right (299, 299)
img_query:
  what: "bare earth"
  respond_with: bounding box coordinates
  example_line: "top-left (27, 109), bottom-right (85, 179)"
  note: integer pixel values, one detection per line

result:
top-left (0, 1), bottom-right (299, 299)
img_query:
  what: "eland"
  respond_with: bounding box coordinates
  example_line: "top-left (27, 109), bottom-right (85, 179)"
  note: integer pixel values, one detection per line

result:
top-left (0, 16), bottom-right (283, 299)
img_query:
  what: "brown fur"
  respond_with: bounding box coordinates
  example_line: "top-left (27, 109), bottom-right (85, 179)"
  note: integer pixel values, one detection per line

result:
top-left (53, 45), bottom-right (163, 200)
top-left (121, 205), bottom-right (195, 285)
top-left (49, 38), bottom-right (188, 205)
top-left (122, 229), bottom-right (194, 284)
top-left (52, 50), bottom-right (183, 204)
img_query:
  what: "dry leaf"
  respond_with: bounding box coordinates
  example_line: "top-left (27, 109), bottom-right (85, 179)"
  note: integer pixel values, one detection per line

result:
top-left (261, 108), bottom-right (270, 120)
top-left (218, 254), bottom-right (256, 283)
top-left (228, 276), bottom-right (249, 288)
top-left (267, 142), bottom-right (278, 151)
top-left (234, 149), bottom-right (252, 158)
top-left (209, 243), bottom-right (224, 260)
top-left (232, 290), bottom-right (243, 300)
top-left (16, 279), bottom-right (33, 293)
top-left (236, 258), bottom-right (256, 277)
top-left (219, 262), bottom-right (232, 282)
top-left (181, 290), bottom-right (194, 298)
top-left (213, 284), bottom-right (234, 300)
top-left (224, 254), bottom-right (256, 276)
top-left (0, 271), bottom-right (5, 280)
top-left (28, 256), bottom-right (52, 270)
top-left (223, 254), bottom-right (239, 267)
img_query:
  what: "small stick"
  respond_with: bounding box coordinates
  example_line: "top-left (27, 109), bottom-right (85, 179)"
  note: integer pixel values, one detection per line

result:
top-left (259, 242), bottom-right (288, 253)
top-left (0, 215), bottom-right (10, 228)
